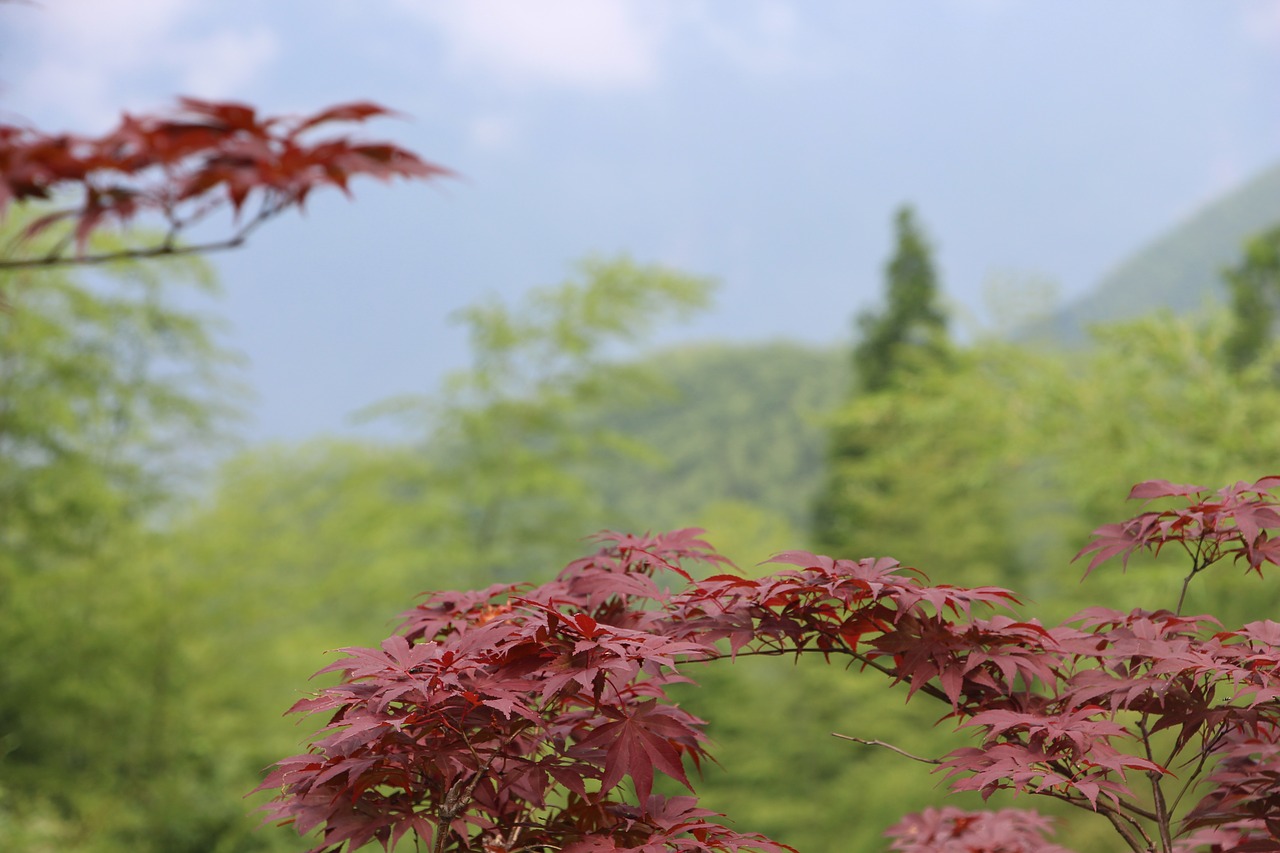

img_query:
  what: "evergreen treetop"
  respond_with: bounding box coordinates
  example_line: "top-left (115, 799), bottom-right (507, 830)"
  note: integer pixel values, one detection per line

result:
top-left (852, 205), bottom-right (948, 393)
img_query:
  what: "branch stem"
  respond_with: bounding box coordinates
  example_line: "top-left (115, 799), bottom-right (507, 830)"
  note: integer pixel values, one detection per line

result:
top-left (1138, 719), bottom-right (1173, 852)
top-left (1, 196), bottom-right (284, 271)
top-left (0, 236), bottom-right (246, 270)
top-left (830, 733), bottom-right (940, 765)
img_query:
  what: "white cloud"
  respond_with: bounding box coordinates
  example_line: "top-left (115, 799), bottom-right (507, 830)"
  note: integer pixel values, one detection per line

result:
top-left (395, 0), bottom-right (669, 91)
top-left (8, 0), bottom-right (277, 128)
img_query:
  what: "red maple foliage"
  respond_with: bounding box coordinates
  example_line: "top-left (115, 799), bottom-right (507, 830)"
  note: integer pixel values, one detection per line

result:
top-left (0, 97), bottom-right (450, 268)
top-left (882, 806), bottom-right (1074, 853)
top-left (259, 479), bottom-right (1280, 852)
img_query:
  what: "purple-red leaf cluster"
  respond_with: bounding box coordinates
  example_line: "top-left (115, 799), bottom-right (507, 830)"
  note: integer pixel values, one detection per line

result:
top-left (1, 97), bottom-right (450, 261)
top-left (1076, 477), bottom-right (1280, 577)
top-left (884, 807), bottom-right (1077, 853)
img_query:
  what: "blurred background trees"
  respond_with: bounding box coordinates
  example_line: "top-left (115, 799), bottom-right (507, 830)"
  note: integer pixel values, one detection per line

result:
top-left (851, 205), bottom-right (950, 393)
top-left (0, 212), bottom-right (245, 851)
top-left (1223, 224), bottom-right (1280, 371)
top-left (6, 167), bottom-right (1280, 850)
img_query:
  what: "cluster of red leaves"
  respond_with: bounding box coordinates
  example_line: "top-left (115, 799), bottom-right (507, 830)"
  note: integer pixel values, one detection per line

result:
top-left (262, 480), bottom-right (1280, 853)
top-left (882, 806), bottom-right (1075, 853)
top-left (259, 531), bottom-right (792, 853)
top-left (0, 98), bottom-right (449, 265)
top-left (1181, 721), bottom-right (1280, 845)
top-left (1077, 478), bottom-right (1280, 577)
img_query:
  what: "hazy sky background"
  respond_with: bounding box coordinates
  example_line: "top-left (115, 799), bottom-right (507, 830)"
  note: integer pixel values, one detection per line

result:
top-left (4, 1), bottom-right (1280, 441)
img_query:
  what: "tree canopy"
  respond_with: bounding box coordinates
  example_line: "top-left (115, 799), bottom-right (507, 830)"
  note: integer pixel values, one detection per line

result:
top-left (852, 205), bottom-right (949, 393)
top-left (1223, 224), bottom-right (1280, 371)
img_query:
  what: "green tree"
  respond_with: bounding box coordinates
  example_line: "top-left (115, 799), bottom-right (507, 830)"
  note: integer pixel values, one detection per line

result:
top-left (0, 215), bottom-right (246, 852)
top-left (812, 345), bottom-right (1043, 587)
top-left (1031, 311), bottom-right (1280, 624)
top-left (1223, 224), bottom-right (1280, 371)
top-left (584, 341), bottom-right (846, 535)
top-left (0, 225), bottom-right (233, 574)
top-left (0, 83), bottom-right (443, 852)
top-left (852, 205), bottom-right (949, 393)
top-left (813, 309), bottom-right (1280, 627)
top-left (366, 255), bottom-right (715, 583)
top-left (813, 205), bottom-right (950, 555)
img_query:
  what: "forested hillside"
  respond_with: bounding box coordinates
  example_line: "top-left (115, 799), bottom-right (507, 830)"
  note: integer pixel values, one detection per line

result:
top-left (586, 342), bottom-right (846, 533)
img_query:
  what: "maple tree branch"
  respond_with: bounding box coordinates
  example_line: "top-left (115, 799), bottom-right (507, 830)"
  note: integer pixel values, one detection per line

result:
top-left (849, 650), bottom-right (955, 705)
top-left (1137, 719), bottom-right (1174, 852)
top-left (0, 191), bottom-right (288, 271)
top-left (700, 646), bottom-right (955, 706)
top-left (0, 235), bottom-right (248, 270)
top-left (1166, 725), bottom-right (1227, 818)
top-left (830, 732), bottom-right (940, 765)
top-left (432, 725), bottom-right (529, 853)
top-left (1039, 757), bottom-right (1159, 821)
top-left (1041, 789), bottom-right (1152, 852)
top-left (1103, 808), bottom-right (1153, 853)
top-left (1175, 538), bottom-right (1219, 616)
top-left (41, 228), bottom-right (76, 265)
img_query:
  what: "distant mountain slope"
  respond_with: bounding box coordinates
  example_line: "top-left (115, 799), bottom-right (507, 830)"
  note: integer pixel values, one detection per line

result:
top-left (1019, 161), bottom-right (1280, 343)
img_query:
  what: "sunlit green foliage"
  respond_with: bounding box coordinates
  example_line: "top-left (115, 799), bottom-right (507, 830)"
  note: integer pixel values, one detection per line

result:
top-left (0, 216), bottom-right (245, 852)
top-left (361, 255), bottom-right (717, 582)
top-left (812, 310), bottom-right (1280, 623)
top-left (587, 341), bottom-right (846, 535)
top-left (0, 225), bottom-right (232, 571)
top-left (1223, 224), bottom-right (1280, 370)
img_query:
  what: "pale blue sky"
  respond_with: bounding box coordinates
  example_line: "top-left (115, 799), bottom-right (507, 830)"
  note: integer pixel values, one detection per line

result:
top-left (4, 1), bottom-right (1280, 441)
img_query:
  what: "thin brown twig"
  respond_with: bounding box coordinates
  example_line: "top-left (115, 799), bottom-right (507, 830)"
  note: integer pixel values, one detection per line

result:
top-left (1167, 725), bottom-right (1228, 818)
top-left (432, 725), bottom-right (528, 853)
top-left (1138, 719), bottom-right (1173, 852)
top-left (0, 196), bottom-right (285, 271)
top-left (1040, 789), bottom-right (1153, 852)
top-left (0, 236), bottom-right (247, 269)
top-left (699, 645), bottom-right (956, 706)
top-left (830, 733), bottom-right (940, 765)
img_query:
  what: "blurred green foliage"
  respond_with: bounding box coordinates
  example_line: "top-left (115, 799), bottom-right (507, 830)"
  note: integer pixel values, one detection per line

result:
top-left (584, 341), bottom-right (847, 535)
top-left (0, 216), bottom-right (251, 851)
top-left (1223, 224), bottom-right (1280, 371)
top-left (813, 206), bottom-right (953, 557)
top-left (8, 208), bottom-right (1280, 853)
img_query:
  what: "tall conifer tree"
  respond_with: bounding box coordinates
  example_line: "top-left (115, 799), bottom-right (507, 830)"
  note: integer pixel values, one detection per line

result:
top-left (852, 205), bottom-right (948, 392)
top-left (812, 205), bottom-right (949, 552)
